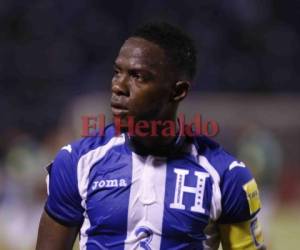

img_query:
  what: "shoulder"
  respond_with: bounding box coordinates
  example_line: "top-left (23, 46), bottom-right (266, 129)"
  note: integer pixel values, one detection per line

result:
top-left (49, 123), bottom-right (127, 180)
top-left (192, 136), bottom-right (239, 178)
top-left (47, 123), bottom-right (126, 195)
top-left (56, 123), bottom-right (123, 164)
top-left (192, 136), bottom-right (261, 222)
top-left (192, 135), bottom-right (255, 189)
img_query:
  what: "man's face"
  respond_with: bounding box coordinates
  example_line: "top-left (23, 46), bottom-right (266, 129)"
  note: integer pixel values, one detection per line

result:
top-left (111, 37), bottom-right (175, 124)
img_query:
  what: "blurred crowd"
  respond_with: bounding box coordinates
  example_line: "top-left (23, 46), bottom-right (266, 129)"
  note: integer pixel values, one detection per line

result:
top-left (0, 0), bottom-right (299, 249)
top-left (0, 0), bottom-right (299, 142)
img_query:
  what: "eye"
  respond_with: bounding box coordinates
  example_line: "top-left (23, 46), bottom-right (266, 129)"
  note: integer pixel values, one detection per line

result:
top-left (129, 70), bottom-right (144, 81)
top-left (113, 68), bottom-right (119, 75)
top-left (113, 67), bottom-right (121, 78)
top-left (132, 72), bottom-right (142, 80)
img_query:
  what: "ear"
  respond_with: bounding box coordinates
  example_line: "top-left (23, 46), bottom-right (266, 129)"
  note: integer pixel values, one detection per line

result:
top-left (172, 81), bottom-right (190, 102)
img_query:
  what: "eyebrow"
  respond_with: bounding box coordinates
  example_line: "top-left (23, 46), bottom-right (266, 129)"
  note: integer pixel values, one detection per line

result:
top-left (114, 61), bottom-right (156, 75)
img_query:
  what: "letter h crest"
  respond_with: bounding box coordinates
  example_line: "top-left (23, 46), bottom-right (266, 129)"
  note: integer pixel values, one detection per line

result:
top-left (170, 168), bottom-right (209, 214)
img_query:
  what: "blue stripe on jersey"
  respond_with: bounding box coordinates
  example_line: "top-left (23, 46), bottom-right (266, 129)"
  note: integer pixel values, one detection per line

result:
top-left (160, 157), bottom-right (212, 249)
top-left (84, 144), bottom-right (132, 250)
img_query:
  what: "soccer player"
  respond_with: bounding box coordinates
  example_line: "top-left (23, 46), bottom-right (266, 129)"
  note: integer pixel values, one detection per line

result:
top-left (36, 22), bottom-right (266, 250)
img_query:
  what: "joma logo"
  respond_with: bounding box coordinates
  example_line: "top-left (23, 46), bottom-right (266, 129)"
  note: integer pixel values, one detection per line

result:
top-left (92, 179), bottom-right (127, 190)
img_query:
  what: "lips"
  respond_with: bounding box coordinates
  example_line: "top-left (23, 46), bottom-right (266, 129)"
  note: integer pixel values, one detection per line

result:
top-left (110, 102), bottom-right (129, 116)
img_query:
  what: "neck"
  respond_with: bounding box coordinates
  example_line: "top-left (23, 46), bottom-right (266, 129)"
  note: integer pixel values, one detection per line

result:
top-left (128, 116), bottom-right (180, 156)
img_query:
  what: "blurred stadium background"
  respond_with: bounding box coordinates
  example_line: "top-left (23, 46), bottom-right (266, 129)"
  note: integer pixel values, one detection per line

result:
top-left (0, 0), bottom-right (299, 249)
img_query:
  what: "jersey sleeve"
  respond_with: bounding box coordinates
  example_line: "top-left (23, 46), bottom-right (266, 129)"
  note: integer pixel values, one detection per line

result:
top-left (218, 162), bottom-right (265, 249)
top-left (218, 163), bottom-right (261, 224)
top-left (45, 147), bottom-right (84, 227)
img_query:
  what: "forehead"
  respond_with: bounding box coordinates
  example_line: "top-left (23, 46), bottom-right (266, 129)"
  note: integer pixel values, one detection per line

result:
top-left (115, 37), bottom-right (167, 70)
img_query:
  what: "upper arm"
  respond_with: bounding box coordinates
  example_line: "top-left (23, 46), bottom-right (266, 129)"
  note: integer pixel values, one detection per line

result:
top-left (45, 147), bottom-right (84, 226)
top-left (36, 145), bottom-right (84, 249)
top-left (219, 217), bottom-right (266, 250)
top-left (36, 211), bottom-right (79, 250)
top-left (218, 163), bottom-right (265, 249)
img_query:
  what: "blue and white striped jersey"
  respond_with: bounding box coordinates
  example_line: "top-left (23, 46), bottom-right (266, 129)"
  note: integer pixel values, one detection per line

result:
top-left (45, 124), bottom-right (261, 250)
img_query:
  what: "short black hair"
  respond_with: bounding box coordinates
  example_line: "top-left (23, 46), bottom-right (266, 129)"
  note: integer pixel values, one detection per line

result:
top-left (132, 22), bottom-right (197, 80)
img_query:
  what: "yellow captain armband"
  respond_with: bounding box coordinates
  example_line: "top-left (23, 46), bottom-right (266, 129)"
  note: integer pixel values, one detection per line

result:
top-left (243, 179), bottom-right (261, 215)
top-left (219, 217), bottom-right (265, 250)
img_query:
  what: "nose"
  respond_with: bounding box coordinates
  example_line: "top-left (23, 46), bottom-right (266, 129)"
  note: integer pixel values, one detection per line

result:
top-left (112, 73), bottom-right (130, 97)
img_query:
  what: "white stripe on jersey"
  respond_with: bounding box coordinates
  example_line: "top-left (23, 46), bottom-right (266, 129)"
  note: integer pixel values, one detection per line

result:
top-left (189, 144), bottom-right (222, 220)
top-left (77, 135), bottom-right (126, 250)
top-left (124, 153), bottom-right (167, 250)
top-left (198, 155), bottom-right (222, 221)
top-left (80, 215), bottom-right (91, 250)
top-left (189, 144), bottom-right (222, 250)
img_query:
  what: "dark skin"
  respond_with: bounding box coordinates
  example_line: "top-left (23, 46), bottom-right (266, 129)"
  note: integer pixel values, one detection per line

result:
top-left (36, 37), bottom-right (190, 250)
top-left (111, 37), bottom-right (190, 153)
top-left (36, 212), bottom-right (79, 250)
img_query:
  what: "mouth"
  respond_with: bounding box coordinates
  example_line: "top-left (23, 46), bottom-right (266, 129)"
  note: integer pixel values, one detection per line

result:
top-left (110, 102), bottom-right (129, 116)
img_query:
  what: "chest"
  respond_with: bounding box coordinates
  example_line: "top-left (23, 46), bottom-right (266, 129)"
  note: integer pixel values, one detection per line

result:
top-left (85, 152), bottom-right (212, 237)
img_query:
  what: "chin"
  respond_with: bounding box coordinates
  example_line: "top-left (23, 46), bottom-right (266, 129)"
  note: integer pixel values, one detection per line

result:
top-left (112, 115), bottom-right (130, 133)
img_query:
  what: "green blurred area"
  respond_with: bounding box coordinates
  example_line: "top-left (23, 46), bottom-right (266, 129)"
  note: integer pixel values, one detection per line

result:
top-left (268, 206), bottom-right (300, 250)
